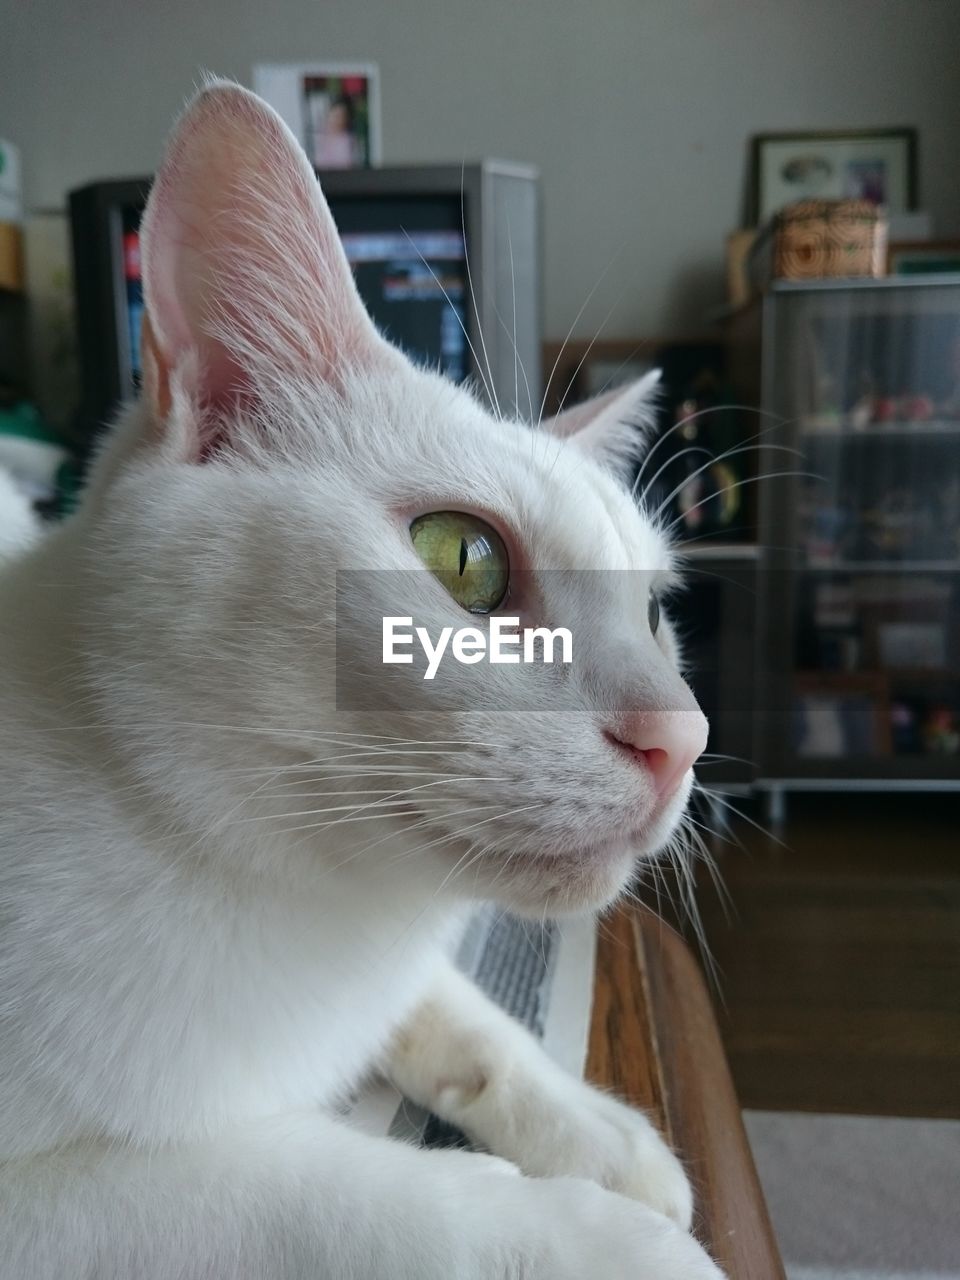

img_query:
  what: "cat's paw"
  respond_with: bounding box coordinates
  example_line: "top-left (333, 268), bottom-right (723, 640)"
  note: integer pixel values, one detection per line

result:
top-left (495, 1175), bottom-right (722, 1280)
top-left (501, 1076), bottom-right (694, 1229)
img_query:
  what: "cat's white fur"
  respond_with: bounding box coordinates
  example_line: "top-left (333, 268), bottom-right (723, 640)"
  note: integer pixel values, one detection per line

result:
top-left (0, 82), bottom-right (720, 1278)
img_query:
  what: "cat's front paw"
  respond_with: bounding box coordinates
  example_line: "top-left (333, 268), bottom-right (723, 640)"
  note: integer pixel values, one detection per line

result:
top-left (506, 1076), bottom-right (693, 1229)
top-left (499, 1176), bottom-right (722, 1280)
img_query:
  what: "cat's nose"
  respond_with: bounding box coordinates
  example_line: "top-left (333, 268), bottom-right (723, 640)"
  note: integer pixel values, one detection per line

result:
top-left (605, 708), bottom-right (709, 799)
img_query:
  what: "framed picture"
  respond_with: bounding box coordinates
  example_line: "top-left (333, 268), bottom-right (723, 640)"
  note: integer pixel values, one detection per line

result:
top-left (750, 129), bottom-right (917, 224)
top-left (887, 240), bottom-right (960, 276)
top-left (252, 63), bottom-right (381, 169)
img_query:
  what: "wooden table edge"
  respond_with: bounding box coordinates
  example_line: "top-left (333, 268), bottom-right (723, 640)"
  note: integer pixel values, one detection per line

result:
top-left (586, 905), bottom-right (785, 1280)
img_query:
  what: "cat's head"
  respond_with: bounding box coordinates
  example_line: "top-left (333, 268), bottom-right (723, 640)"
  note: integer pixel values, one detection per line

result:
top-left (79, 82), bottom-right (707, 916)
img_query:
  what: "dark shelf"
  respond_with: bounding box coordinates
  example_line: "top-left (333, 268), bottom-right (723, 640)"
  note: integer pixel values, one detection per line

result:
top-left (802, 417), bottom-right (960, 440)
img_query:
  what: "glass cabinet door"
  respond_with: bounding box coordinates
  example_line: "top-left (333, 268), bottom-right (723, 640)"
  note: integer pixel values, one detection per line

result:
top-left (759, 278), bottom-right (960, 780)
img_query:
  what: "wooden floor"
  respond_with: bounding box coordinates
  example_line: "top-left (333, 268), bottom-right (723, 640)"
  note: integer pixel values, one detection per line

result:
top-left (655, 792), bottom-right (960, 1119)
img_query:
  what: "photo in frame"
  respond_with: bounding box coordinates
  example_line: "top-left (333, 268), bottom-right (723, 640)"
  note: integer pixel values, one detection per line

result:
top-left (750, 129), bottom-right (917, 224)
top-left (252, 63), bottom-right (381, 169)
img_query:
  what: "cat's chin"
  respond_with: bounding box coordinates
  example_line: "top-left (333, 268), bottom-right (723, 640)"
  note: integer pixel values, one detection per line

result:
top-left (460, 838), bottom-right (641, 918)
top-left (438, 796), bottom-right (692, 917)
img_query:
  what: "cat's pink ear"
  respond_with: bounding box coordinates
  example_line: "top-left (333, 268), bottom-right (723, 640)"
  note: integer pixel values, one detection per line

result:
top-left (543, 370), bottom-right (661, 478)
top-left (139, 79), bottom-right (389, 458)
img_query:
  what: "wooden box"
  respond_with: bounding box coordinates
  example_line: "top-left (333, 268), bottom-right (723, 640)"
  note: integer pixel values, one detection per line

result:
top-left (748, 199), bottom-right (887, 290)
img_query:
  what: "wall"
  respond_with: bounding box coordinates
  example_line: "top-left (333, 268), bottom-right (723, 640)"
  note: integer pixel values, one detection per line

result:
top-left (2, 0), bottom-right (959, 340)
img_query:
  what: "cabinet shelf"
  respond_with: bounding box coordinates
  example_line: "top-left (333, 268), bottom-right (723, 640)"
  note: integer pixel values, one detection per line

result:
top-left (804, 559), bottom-right (960, 573)
top-left (801, 417), bottom-right (960, 440)
top-left (796, 668), bottom-right (957, 688)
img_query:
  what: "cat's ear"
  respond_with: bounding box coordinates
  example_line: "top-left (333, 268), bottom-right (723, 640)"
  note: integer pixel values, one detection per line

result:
top-left (543, 370), bottom-right (661, 479)
top-left (139, 78), bottom-right (392, 459)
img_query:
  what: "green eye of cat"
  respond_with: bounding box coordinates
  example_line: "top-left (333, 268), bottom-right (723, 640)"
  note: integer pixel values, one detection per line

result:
top-left (409, 511), bottom-right (509, 614)
top-left (648, 591), bottom-right (661, 636)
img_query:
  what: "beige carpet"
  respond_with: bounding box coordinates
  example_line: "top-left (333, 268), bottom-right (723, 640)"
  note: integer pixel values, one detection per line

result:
top-left (744, 1111), bottom-right (960, 1280)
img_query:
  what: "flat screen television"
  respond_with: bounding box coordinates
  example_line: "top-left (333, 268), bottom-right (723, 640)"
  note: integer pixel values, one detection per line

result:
top-left (69, 162), bottom-right (541, 448)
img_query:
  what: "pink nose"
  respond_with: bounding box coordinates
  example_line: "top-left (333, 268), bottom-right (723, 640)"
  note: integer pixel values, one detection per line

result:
top-left (605, 708), bottom-right (709, 799)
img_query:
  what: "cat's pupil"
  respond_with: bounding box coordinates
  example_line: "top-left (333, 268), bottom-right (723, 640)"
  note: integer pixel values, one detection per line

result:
top-left (648, 592), bottom-right (660, 636)
top-left (459, 539), bottom-right (468, 576)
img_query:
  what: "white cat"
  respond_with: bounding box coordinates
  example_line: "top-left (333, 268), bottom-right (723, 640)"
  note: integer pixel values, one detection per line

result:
top-left (0, 82), bottom-right (720, 1279)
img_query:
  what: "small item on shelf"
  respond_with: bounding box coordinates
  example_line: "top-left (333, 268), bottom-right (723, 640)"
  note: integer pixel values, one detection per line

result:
top-left (922, 705), bottom-right (960, 756)
top-left (859, 488), bottom-right (922, 558)
top-left (805, 502), bottom-right (853, 563)
top-left (847, 369), bottom-right (876, 429)
top-left (890, 701), bottom-right (921, 755)
top-left (747, 198), bottom-right (887, 290)
top-left (899, 394), bottom-right (936, 422)
top-left (872, 396), bottom-right (899, 424)
top-left (813, 373), bottom-right (843, 426)
top-left (794, 691), bottom-right (882, 759)
top-left (849, 395), bottom-right (874, 430)
top-left (795, 695), bottom-right (846, 758)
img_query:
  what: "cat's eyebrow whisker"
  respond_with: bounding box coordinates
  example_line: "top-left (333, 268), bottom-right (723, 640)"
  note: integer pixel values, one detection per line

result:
top-left (645, 441), bottom-right (805, 523)
top-left (536, 246), bottom-right (625, 430)
top-left (637, 409), bottom-right (805, 514)
top-left (659, 468), bottom-right (824, 543)
top-left (459, 169), bottom-right (502, 422)
top-left (507, 221), bottom-right (534, 424)
top-left (543, 286), bottom-right (634, 442)
top-left (400, 224), bottom-right (497, 416)
top-left (633, 403), bottom-right (786, 495)
top-left (482, 222), bottom-right (534, 424)
top-left (632, 443), bottom-right (715, 510)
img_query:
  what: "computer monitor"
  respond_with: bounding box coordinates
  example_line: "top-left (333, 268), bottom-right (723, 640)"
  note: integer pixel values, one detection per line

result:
top-left (69, 163), bottom-right (541, 448)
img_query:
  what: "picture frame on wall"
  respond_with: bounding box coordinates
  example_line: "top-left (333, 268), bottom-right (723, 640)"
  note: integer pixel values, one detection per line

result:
top-left (750, 128), bottom-right (917, 224)
top-left (252, 63), bottom-right (381, 169)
